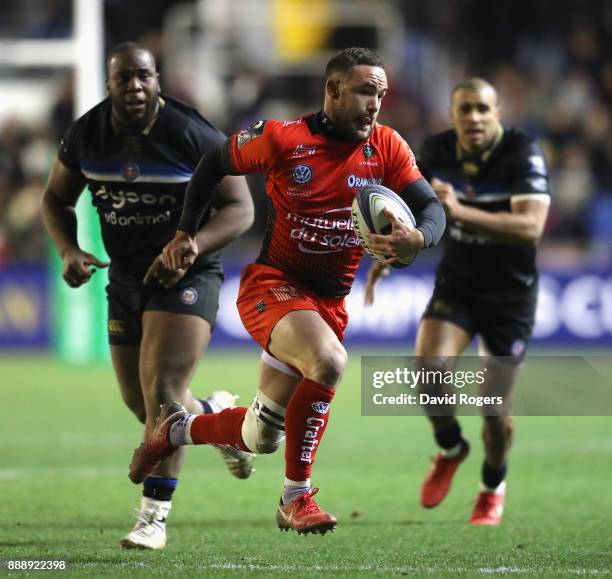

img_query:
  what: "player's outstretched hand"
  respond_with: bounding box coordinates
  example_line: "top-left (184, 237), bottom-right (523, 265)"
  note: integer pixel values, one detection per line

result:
top-left (62, 247), bottom-right (109, 288)
top-left (162, 230), bottom-right (198, 271)
top-left (143, 255), bottom-right (187, 288)
top-left (364, 261), bottom-right (389, 306)
top-left (366, 208), bottom-right (424, 265)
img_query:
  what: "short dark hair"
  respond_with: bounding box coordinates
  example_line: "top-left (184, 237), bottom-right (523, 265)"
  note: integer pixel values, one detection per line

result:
top-left (325, 47), bottom-right (384, 79)
top-left (451, 77), bottom-right (496, 99)
top-left (106, 42), bottom-right (156, 77)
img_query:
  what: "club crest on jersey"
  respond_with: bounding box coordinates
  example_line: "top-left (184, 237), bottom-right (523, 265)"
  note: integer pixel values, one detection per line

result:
top-left (293, 164), bottom-right (312, 184)
top-left (511, 340), bottom-right (525, 357)
top-left (122, 163), bottom-right (140, 182)
top-left (179, 287), bottom-right (198, 305)
top-left (311, 402), bottom-right (329, 415)
top-left (363, 143), bottom-right (374, 158)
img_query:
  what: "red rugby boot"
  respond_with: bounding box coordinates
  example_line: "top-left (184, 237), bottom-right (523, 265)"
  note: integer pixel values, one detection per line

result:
top-left (129, 402), bottom-right (186, 484)
top-left (276, 488), bottom-right (337, 535)
top-left (470, 483), bottom-right (506, 525)
top-left (420, 442), bottom-right (469, 508)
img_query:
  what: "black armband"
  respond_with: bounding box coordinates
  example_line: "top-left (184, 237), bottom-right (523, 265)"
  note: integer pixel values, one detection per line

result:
top-left (398, 178), bottom-right (446, 248)
top-left (178, 139), bottom-right (236, 235)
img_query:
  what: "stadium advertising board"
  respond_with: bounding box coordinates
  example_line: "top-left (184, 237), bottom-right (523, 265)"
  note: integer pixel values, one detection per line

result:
top-left (0, 264), bottom-right (49, 348)
top-left (214, 264), bottom-right (612, 347)
top-left (1, 263), bottom-right (611, 350)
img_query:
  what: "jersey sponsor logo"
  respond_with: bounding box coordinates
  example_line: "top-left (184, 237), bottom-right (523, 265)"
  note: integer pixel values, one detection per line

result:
top-left (103, 210), bottom-right (171, 226)
top-left (236, 119), bottom-right (266, 148)
top-left (286, 186), bottom-right (313, 198)
top-left (122, 163), bottom-right (140, 182)
top-left (347, 174), bottom-right (382, 188)
top-left (291, 144), bottom-right (317, 158)
top-left (301, 417), bottom-right (325, 464)
top-left (94, 186), bottom-right (177, 210)
top-left (179, 287), bottom-right (198, 305)
top-left (449, 224), bottom-right (493, 245)
top-left (292, 164), bottom-right (312, 184)
top-left (311, 402), bottom-right (329, 414)
top-left (286, 208), bottom-right (361, 254)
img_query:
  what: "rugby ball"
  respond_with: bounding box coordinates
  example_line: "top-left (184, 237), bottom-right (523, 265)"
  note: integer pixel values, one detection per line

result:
top-left (352, 184), bottom-right (418, 269)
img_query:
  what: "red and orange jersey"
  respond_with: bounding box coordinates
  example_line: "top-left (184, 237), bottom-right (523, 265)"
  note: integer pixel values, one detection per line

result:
top-left (228, 114), bottom-right (422, 297)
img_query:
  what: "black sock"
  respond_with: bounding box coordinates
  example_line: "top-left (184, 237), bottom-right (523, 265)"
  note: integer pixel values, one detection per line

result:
top-left (143, 476), bottom-right (178, 502)
top-left (434, 420), bottom-right (467, 451)
top-left (197, 398), bottom-right (214, 414)
top-left (482, 461), bottom-right (507, 489)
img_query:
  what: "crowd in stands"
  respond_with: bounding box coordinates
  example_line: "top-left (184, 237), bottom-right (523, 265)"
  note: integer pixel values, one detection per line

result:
top-left (1, 0), bottom-right (610, 265)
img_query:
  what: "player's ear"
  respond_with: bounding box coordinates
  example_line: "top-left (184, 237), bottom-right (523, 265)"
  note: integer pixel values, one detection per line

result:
top-left (326, 79), bottom-right (340, 101)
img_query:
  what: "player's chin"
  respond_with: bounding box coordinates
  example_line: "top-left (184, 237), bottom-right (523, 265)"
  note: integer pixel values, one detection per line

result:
top-left (351, 124), bottom-right (374, 140)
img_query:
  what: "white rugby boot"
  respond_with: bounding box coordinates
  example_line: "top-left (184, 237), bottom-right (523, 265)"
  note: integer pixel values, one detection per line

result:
top-left (119, 497), bottom-right (171, 550)
top-left (204, 390), bottom-right (256, 479)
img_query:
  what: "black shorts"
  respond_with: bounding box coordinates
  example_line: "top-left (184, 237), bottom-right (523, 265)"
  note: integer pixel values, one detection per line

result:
top-left (106, 265), bottom-right (223, 346)
top-left (422, 271), bottom-right (538, 362)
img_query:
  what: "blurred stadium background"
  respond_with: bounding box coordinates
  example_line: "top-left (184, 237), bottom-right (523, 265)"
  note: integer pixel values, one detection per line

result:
top-left (0, 0), bottom-right (611, 358)
top-left (2, 1), bottom-right (611, 575)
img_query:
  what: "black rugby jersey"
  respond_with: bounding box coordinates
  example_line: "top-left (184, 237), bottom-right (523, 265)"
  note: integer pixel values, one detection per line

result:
top-left (419, 128), bottom-right (549, 289)
top-left (58, 95), bottom-right (225, 275)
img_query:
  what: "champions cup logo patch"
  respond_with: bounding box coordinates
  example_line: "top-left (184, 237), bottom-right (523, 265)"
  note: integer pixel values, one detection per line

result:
top-left (293, 164), bottom-right (312, 184)
top-left (311, 402), bottom-right (329, 414)
top-left (511, 340), bottom-right (525, 357)
top-left (122, 163), bottom-right (140, 182)
top-left (237, 119), bottom-right (267, 148)
top-left (179, 287), bottom-right (198, 305)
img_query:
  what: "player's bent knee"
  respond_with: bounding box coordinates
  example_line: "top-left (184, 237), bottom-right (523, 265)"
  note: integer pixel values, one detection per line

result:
top-left (241, 402), bottom-right (285, 454)
top-left (306, 343), bottom-right (347, 387)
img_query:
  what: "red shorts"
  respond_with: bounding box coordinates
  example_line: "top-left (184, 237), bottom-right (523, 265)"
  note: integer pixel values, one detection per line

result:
top-left (237, 263), bottom-right (348, 351)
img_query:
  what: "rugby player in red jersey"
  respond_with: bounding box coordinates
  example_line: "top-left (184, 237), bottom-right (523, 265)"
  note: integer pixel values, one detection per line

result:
top-left (129, 47), bottom-right (446, 534)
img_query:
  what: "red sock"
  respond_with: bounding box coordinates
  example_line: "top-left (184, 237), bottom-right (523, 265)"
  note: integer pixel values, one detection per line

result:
top-left (190, 407), bottom-right (250, 452)
top-left (284, 378), bottom-right (335, 481)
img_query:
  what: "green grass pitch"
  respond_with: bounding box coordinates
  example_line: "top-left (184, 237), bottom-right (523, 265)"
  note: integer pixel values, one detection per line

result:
top-left (1, 352), bottom-right (611, 577)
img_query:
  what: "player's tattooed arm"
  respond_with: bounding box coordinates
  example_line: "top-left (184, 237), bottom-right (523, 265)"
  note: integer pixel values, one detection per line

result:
top-left (41, 159), bottom-right (109, 288)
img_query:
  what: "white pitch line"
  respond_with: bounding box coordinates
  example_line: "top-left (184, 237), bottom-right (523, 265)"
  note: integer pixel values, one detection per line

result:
top-left (0, 465), bottom-right (125, 480)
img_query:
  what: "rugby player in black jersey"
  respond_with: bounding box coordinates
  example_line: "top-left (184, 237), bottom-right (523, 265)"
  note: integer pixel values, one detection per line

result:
top-left (365, 78), bottom-right (550, 525)
top-left (41, 43), bottom-right (255, 549)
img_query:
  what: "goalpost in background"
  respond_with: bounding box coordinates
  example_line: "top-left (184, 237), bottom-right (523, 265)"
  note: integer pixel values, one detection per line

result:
top-left (1, 0), bottom-right (107, 363)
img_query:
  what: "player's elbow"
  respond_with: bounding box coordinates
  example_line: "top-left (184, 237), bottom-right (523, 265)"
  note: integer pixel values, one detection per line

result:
top-left (41, 186), bottom-right (64, 216)
top-left (238, 195), bottom-right (255, 234)
top-left (517, 221), bottom-right (544, 244)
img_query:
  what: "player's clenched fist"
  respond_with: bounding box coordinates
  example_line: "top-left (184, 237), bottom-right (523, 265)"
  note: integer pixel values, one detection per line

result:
top-left (162, 230), bottom-right (198, 271)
